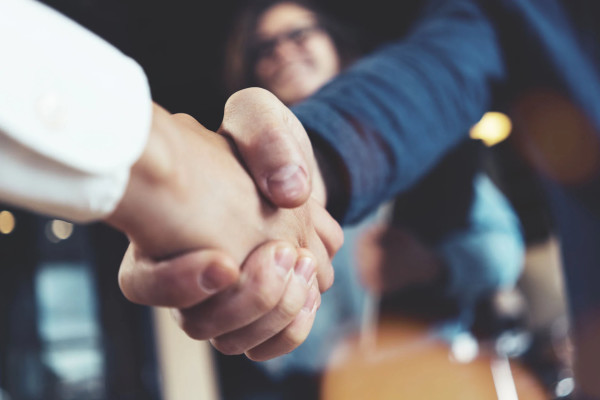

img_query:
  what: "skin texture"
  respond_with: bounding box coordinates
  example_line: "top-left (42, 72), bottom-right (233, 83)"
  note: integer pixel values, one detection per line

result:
top-left (115, 98), bottom-right (342, 359)
top-left (108, 104), bottom-right (339, 268)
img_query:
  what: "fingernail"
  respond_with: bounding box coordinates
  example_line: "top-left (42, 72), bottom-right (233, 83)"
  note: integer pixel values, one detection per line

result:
top-left (302, 285), bottom-right (319, 312)
top-left (267, 165), bottom-right (307, 199)
top-left (275, 246), bottom-right (295, 278)
top-left (199, 264), bottom-right (231, 294)
top-left (295, 257), bottom-right (315, 285)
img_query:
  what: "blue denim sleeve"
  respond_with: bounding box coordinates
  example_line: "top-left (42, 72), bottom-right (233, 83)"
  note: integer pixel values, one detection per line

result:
top-left (292, 0), bottom-right (506, 224)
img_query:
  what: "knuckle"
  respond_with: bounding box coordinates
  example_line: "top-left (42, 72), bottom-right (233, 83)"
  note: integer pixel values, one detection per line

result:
top-left (172, 113), bottom-right (198, 124)
top-left (178, 314), bottom-right (212, 341)
top-left (280, 293), bottom-right (303, 318)
top-left (273, 290), bottom-right (304, 323)
top-left (210, 337), bottom-right (245, 356)
top-left (281, 323), bottom-right (310, 350)
top-left (318, 265), bottom-right (335, 293)
top-left (247, 269), bottom-right (285, 312)
top-left (117, 269), bottom-right (136, 301)
top-left (333, 223), bottom-right (345, 253)
top-left (257, 328), bottom-right (305, 359)
top-left (119, 271), bottom-right (152, 305)
top-left (251, 286), bottom-right (282, 313)
top-left (245, 349), bottom-right (271, 362)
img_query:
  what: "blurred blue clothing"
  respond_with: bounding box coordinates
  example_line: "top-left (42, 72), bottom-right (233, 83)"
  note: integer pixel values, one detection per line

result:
top-left (438, 173), bottom-right (524, 310)
top-left (294, 0), bottom-right (600, 224)
top-left (291, 0), bottom-right (600, 393)
top-left (388, 140), bottom-right (525, 309)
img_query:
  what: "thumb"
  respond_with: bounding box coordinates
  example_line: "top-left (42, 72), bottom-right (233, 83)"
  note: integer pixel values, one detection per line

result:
top-left (118, 244), bottom-right (239, 308)
top-left (218, 87), bottom-right (315, 208)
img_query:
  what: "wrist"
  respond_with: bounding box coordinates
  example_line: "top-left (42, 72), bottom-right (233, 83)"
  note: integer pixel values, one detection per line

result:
top-left (105, 103), bottom-right (180, 254)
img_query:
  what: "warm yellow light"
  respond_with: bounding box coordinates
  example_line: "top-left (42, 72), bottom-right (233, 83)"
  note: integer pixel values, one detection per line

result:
top-left (50, 219), bottom-right (74, 240)
top-left (470, 112), bottom-right (512, 146)
top-left (0, 211), bottom-right (15, 234)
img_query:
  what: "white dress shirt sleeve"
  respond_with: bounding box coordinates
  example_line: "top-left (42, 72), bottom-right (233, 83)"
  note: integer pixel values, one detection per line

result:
top-left (0, 0), bottom-right (152, 222)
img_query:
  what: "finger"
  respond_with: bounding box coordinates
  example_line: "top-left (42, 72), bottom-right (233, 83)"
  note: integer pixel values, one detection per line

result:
top-left (173, 241), bottom-right (297, 340)
top-left (218, 88), bottom-right (313, 208)
top-left (308, 235), bottom-right (335, 293)
top-left (118, 244), bottom-right (239, 308)
top-left (210, 253), bottom-right (317, 355)
top-left (303, 203), bottom-right (337, 292)
top-left (311, 201), bottom-right (344, 258)
top-left (245, 278), bottom-right (321, 361)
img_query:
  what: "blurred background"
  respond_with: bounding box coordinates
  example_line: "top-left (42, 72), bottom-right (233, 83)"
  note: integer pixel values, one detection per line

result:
top-left (0, 1), bottom-right (574, 399)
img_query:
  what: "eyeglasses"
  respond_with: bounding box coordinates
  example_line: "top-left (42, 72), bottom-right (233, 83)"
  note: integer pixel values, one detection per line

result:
top-left (251, 25), bottom-right (324, 60)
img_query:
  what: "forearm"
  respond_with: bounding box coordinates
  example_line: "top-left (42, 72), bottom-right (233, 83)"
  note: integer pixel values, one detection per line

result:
top-left (293, 0), bottom-right (507, 224)
top-left (105, 103), bottom-right (325, 265)
top-left (105, 104), bottom-right (257, 261)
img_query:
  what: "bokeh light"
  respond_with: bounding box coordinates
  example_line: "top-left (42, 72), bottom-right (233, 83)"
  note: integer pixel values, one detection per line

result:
top-left (0, 210), bottom-right (15, 234)
top-left (470, 112), bottom-right (513, 147)
top-left (45, 219), bottom-right (74, 242)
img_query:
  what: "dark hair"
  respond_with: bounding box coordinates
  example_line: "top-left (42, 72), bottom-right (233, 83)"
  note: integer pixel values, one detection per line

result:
top-left (223, 0), bottom-right (363, 96)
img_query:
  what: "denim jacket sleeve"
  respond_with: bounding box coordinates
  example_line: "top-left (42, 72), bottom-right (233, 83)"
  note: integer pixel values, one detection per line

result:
top-left (292, 0), bottom-right (507, 224)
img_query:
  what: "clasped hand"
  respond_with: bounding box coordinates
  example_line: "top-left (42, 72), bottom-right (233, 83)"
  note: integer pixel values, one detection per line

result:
top-left (117, 88), bottom-right (342, 360)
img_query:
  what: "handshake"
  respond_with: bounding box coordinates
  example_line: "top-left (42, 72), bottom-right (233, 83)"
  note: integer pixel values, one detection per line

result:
top-left (108, 88), bottom-right (343, 361)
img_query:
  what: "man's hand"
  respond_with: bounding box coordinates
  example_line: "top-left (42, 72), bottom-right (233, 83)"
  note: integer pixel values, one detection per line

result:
top-left (110, 102), bottom-right (342, 360)
top-left (218, 88), bottom-right (336, 290)
top-left (119, 241), bottom-right (322, 360)
top-left (219, 87), bottom-right (327, 208)
top-left (107, 103), bottom-right (340, 272)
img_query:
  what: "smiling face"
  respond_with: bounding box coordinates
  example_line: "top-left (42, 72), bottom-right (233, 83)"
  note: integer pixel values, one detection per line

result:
top-left (252, 2), bottom-right (341, 105)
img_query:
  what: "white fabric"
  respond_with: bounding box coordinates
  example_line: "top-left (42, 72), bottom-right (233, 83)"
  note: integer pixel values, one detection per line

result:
top-left (0, 0), bottom-right (152, 222)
